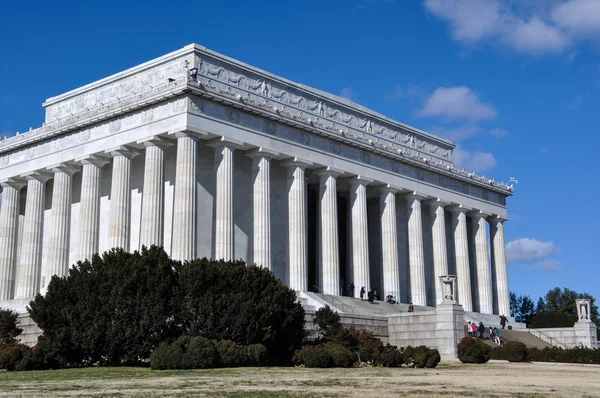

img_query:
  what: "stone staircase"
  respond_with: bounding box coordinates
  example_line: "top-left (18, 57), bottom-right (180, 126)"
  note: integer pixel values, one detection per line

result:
top-left (464, 326), bottom-right (551, 349)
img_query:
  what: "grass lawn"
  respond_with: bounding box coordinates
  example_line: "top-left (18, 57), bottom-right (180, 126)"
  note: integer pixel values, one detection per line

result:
top-left (1, 362), bottom-right (600, 397)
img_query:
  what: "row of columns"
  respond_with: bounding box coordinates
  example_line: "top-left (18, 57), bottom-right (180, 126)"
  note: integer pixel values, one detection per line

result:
top-left (0, 134), bottom-right (510, 316)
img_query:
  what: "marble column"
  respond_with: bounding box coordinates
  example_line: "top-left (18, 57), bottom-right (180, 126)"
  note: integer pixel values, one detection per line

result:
top-left (247, 149), bottom-right (278, 270)
top-left (406, 193), bottom-right (427, 306)
top-left (318, 168), bottom-right (342, 295)
top-left (46, 164), bottom-right (78, 280)
top-left (471, 211), bottom-right (493, 314)
top-left (15, 172), bottom-right (51, 299)
top-left (106, 147), bottom-right (139, 251)
top-left (428, 199), bottom-right (450, 306)
top-left (138, 137), bottom-right (171, 249)
top-left (450, 206), bottom-right (473, 312)
top-left (490, 216), bottom-right (510, 316)
top-left (171, 133), bottom-right (197, 261)
top-left (349, 177), bottom-right (371, 295)
top-left (211, 138), bottom-right (240, 261)
top-left (0, 179), bottom-right (25, 301)
top-left (380, 185), bottom-right (399, 299)
top-left (283, 158), bottom-right (311, 291)
top-left (77, 155), bottom-right (109, 262)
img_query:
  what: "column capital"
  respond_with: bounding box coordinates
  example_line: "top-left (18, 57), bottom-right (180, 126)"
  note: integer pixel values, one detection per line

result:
top-left (404, 191), bottom-right (428, 201)
top-left (75, 154), bottom-right (110, 168)
top-left (208, 136), bottom-right (243, 149)
top-left (137, 135), bottom-right (173, 149)
top-left (316, 166), bottom-right (344, 178)
top-left (0, 177), bottom-right (26, 190)
top-left (282, 157), bottom-right (313, 169)
top-left (468, 209), bottom-right (493, 219)
top-left (20, 170), bottom-right (53, 183)
top-left (346, 175), bottom-right (374, 187)
top-left (377, 183), bottom-right (404, 194)
top-left (245, 147), bottom-right (279, 160)
top-left (425, 198), bottom-right (451, 208)
top-left (104, 145), bottom-right (141, 159)
top-left (447, 204), bottom-right (472, 214)
top-left (168, 128), bottom-right (208, 140)
top-left (489, 215), bottom-right (508, 224)
top-left (46, 163), bottom-right (80, 176)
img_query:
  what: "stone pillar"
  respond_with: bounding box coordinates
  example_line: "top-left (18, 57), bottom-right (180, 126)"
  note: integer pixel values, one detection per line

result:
top-left (76, 155), bottom-right (109, 262)
top-left (0, 178), bottom-right (25, 301)
top-left (106, 147), bottom-right (139, 251)
top-left (247, 149), bottom-right (278, 269)
top-left (450, 206), bottom-right (473, 312)
top-left (210, 138), bottom-right (241, 261)
top-left (46, 164), bottom-right (78, 280)
top-left (283, 158), bottom-right (311, 291)
top-left (406, 193), bottom-right (427, 306)
top-left (348, 177), bottom-right (371, 296)
top-left (471, 211), bottom-right (493, 314)
top-left (15, 172), bottom-right (51, 299)
top-left (427, 199), bottom-right (450, 306)
top-left (490, 216), bottom-right (510, 316)
top-left (317, 168), bottom-right (342, 295)
top-left (171, 133), bottom-right (198, 261)
top-left (138, 137), bottom-right (171, 249)
top-left (380, 186), bottom-right (399, 300)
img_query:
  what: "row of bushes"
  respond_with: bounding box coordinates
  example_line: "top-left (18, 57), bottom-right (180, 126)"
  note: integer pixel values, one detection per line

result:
top-left (150, 336), bottom-right (267, 370)
top-left (527, 346), bottom-right (600, 364)
top-left (0, 339), bottom-right (58, 371)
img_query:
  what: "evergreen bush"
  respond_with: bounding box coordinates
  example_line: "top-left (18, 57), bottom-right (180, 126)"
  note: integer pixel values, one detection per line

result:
top-left (0, 308), bottom-right (22, 345)
top-left (457, 336), bottom-right (491, 363)
top-left (502, 341), bottom-right (528, 362)
top-left (322, 342), bottom-right (356, 367)
top-left (292, 345), bottom-right (333, 368)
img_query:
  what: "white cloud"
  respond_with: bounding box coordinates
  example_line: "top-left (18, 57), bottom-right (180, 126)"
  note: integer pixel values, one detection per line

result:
top-left (419, 86), bottom-right (497, 122)
top-left (453, 145), bottom-right (497, 172)
top-left (424, 0), bottom-right (600, 56)
top-left (506, 238), bottom-right (558, 264)
top-left (533, 259), bottom-right (561, 272)
top-left (340, 87), bottom-right (357, 101)
top-left (489, 128), bottom-right (509, 138)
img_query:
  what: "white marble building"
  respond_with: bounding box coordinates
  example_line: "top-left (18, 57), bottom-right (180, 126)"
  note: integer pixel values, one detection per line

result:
top-left (0, 44), bottom-right (513, 317)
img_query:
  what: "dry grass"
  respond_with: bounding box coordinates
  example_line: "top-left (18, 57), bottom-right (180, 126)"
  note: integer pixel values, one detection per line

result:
top-left (1, 361), bottom-right (600, 397)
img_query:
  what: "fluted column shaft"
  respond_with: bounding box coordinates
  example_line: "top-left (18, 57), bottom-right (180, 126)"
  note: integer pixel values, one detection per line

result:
top-left (318, 170), bottom-right (340, 295)
top-left (15, 174), bottom-right (50, 299)
top-left (0, 180), bottom-right (24, 301)
top-left (77, 157), bottom-right (107, 262)
top-left (139, 139), bottom-right (170, 248)
top-left (349, 179), bottom-right (370, 295)
top-left (249, 151), bottom-right (274, 269)
top-left (380, 187), bottom-right (399, 299)
top-left (285, 160), bottom-right (309, 291)
top-left (429, 201), bottom-right (449, 306)
top-left (213, 141), bottom-right (237, 261)
top-left (46, 165), bottom-right (77, 280)
top-left (472, 213), bottom-right (493, 314)
top-left (407, 195), bottom-right (426, 306)
top-left (107, 148), bottom-right (138, 251)
top-left (490, 218), bottom-right (510, 316)
top-left (172, 134), bottom-right (197, 261)
top-left (451, 208), bottom-right (472, 311)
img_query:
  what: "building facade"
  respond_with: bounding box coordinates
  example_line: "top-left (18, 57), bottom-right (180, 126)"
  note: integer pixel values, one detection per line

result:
top-left (0, 44), bottom-right (513, 315)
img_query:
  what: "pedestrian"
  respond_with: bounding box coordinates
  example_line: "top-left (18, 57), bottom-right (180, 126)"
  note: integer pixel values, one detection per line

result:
top-left (360, 286), bottom-right (365, 301)
top-left (348, 282), bottom-right (355, 298)
top-left (373, 288), bottom-right (379, 301)
top-left (493, 327), bottom-right (500, 344)
top-left (408, 302), bottom-right (415, 313)
top-left (489, 326), bottom-right (494, 342)
top-left (471, 322), bottom-right (477, 338)
top-left (499, 314), bottom-right (509, 330)
top-left (340, 278), bottom-right (345, 296)
top-left (478, 322), bottom-right (485, 339)
top-left (367, 289), bottom-right (374, 303)
top-left (467, 321), bottom-right (472, 337)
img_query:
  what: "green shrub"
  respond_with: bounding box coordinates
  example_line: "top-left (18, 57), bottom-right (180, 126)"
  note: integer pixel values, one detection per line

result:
top-left (457, 337), bottom-right (491, 364)
top-left (314, 306), bottom-right (342, 338)
top-left (490, 346), bottom-right (504, 360)
top-left (401, 346), bottom-right (441, 368)
top-left (0, 344), bottom-right (29, 371)
top-left (379, 345), bottom-right (402, 367)
top-left (182, 337), bottom-right (219, 369)
top-left (215, 340), bottom-right (267, 367)
top-left (292, 345), bottom-right (333, 368)
top-left (527, 346), bottom-right (600, 364)
top-left (0, 308), bottom-right (22, 345)
top-left (502, 341), bottom-right (528, 362)
top-left (323, 342), bottom-right (356, 368)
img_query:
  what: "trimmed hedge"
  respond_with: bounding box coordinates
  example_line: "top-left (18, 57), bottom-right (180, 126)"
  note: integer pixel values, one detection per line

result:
top-left (457, 337), bottom-right (491, 364)
top-left (502, 341), bottom-right (528, 362)
top-left (527, 346), bottom-right (600, 364)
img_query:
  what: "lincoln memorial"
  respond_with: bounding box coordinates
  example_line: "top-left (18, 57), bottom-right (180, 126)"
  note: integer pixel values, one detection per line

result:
top-left (0, 44), bottom-right (513, 319)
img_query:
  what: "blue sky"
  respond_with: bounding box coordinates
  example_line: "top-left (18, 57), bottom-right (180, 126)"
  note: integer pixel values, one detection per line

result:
top-left (1, 0), bottom-right (598, 302)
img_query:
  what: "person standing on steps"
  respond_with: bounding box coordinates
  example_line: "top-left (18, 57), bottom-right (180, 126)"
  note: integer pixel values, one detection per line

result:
top-left (499, 314), bottom-right (509, 330)
top-left (360, 286), bottom-right (365, 301)
top-left (408, 302), bottom-right (415, 313)
top-left (478, 322), bottom-right (485, 339)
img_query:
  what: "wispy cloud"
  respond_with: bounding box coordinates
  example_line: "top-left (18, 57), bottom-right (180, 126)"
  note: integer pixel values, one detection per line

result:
top-left (452, 145), bottom-right (497, 172)
top-left (506, 238), bottom-right (559, 264)
top-left (489, 128), bottom-right (509, 138)
top-left (418, 86), bottom-right (497, 123)
top-left (340, 87), bottom-right (357, 102)
top-left (424, 0), bottom-right (600, 56)
top-left (564, 93), bottom-right (588, 110)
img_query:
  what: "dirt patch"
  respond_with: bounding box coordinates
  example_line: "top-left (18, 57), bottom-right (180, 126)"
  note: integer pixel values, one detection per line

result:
top-left (1, 362), bottom-right (600, 397)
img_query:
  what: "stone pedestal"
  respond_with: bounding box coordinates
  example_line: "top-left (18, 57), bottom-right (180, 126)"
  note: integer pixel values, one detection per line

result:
top-left (435, 302), bottom-right (465, 360)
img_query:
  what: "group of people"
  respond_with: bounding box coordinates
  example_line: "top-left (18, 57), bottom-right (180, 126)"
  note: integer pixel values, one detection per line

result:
top-left (359, 287), bottom-right (380, 303)
top-left (467, 321), bottom-right (502, 344)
